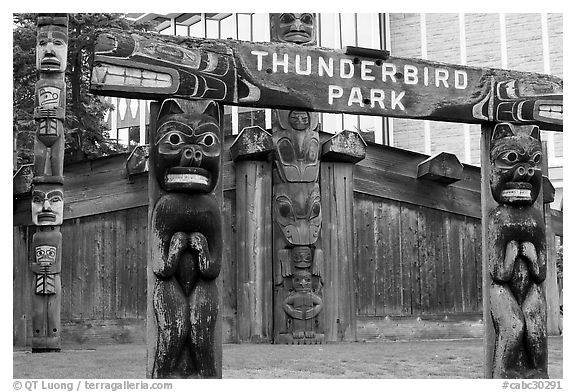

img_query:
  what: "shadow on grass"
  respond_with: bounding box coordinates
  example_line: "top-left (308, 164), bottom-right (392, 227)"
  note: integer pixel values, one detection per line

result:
top-left (14, 337), bottom-right (562, 379)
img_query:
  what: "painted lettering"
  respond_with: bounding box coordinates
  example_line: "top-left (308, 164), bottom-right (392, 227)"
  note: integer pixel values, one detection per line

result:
top-left (435, 68), bottom-right (449, 88)
top-left (348, 87), bottom-right (364, 107)
top-left (455, 70), bottom-right (468, 89)
top-left (318, 56), bottom-right (334, 77)
top-left (273, 53), bottom-right (289, 73)
top-left (404, 65), bottom-right (418, 85)
top-left (370, 89), bottom-right (385, 109)
top-left (382, 63), bottom-right (397, 82)
top-left (340, 59), bottom-right (354, 79)
top-left (251, 50), bottom-right (269, 71)
top-left (295, 54), bottom-right (312, 75)
top-left (423, 67), bottom-right (429, 87)
top-left (361, 60), bottom-right (375, 81)
top-left (391, 90), bottom-right (406, 111)
top-left (328, 85), bottom-right (344, 105)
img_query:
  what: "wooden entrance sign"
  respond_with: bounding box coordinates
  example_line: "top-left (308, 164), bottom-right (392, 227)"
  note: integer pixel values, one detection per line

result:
top-left (89, 23), bottom-right (563, 378)
top-left (31, 13), bottom-right (68, 352)
top-left (90, 29), bottom-right (562, 131)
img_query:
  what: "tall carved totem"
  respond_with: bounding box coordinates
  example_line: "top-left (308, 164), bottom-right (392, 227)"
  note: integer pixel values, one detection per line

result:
top-left (487, 122), bottom-right (548, 378)
top-left (148, 98), bottom-right (223, 378)
top-left (31, 13), bottom-right (68, 352)
top-left (270, 13), bottom-right (325, 344)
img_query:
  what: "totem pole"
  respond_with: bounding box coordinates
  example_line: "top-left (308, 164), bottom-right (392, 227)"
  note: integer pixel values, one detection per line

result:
top-left (270, 13), bottom-right (325, 344)
top-left (148, 98), bottom-right (223, 378)
top-left (30, 13), bottom-right (68, 352)
top-left (485, 122), bottom-right (548, 379)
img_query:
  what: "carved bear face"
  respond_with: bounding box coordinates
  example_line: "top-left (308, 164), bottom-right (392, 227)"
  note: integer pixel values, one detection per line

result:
top-left (152, 99), bottom-right (221, 193)
top-left (274, 182), bottom-right (321, 246)
top-left (490, 123), bottom-right (542, 205)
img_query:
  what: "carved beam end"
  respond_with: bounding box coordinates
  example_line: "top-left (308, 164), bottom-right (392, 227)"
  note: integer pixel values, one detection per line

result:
top-left (417, 152), bottom-right (463, 185)
top-left (13, 164), bottom-right (34, 196)
top-left (543, 176), bottom-right (555, 204)
top-left (230, 126), bottom-right (273, 161)
top-left (321, 130), bottom-right (366, 163)
top-left (126, 144), bottom-right (150, 179)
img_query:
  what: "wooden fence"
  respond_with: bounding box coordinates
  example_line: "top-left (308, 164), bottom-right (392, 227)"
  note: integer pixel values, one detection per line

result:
top-left (13, 133), bottom-right (562, 346)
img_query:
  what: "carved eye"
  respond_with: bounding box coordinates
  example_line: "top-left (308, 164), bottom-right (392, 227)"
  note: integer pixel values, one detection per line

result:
top-left (47, 249), bottom-right (56, 258)
top-left (506, 152), bottom-right (518, 162)
top-left (532, 152), bottom-right (541, 164)
top-left (54, 39), bottom-right (64, 46)
top-left (277, 198), bottom-right (295, 220)
top-left (32, 195), bottom-right (43, 203)
top-left (199, 133), bottom-right (217, 147)
top-left (50, 196), bottom-right (62, 203)
top-left (168, 132), bottom-right (183, 145)
top-left (280, 13), bottom-right (295, 24)
top-left (310, 200), bottom-right (321, 219)
top-left (38, 39), bottom-right (48, 46)
top-left (36, 249), bottom-right (45, 258)
top-left (300, 14), bottom-right (314, 25)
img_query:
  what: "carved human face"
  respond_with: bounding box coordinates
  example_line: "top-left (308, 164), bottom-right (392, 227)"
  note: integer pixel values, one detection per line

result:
top-left (274, 182), bottom-right (321, 245)
top-left (292, 270), bottom-right (313, 292)
top-left (153, 103), bottom-right (221, 193)
top-left (292, 246), bottom-right (312, 268)
top-left (31, 184), bottom-right (64, 226)
top-left (289, 111), bottom-right (310, 131)
top-left (272, 13), bottom-right (316, 44)
top-left (490, 124), bottom-right (542, 205)
top-left (36, 24), bottom-right (68, 73)
top-left (35, 245), bottom-right (57, 267)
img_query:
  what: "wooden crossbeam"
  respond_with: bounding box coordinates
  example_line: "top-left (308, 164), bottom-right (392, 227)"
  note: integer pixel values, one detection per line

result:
top-left (90, 29), bottom-right (563, 131)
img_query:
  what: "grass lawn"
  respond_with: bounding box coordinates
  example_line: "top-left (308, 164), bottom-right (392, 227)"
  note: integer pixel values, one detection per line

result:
top-left (13, 336), bottom-right (562, 379)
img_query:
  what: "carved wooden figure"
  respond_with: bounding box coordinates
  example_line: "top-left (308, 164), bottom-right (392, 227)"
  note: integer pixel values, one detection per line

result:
top-left (149, 99), bottom-right (222, 378)
top-left (272, 109), bottom-right (320, 183)
top-left (488, 123), bottom-right (548, 379)
top-left (31, 228), bottom-right (62, 351)
top-left (31, 14), bottom-right (67, 353)
top-left (34, 14), bottom-right (67, 181)
top-left (270, 13), bottom-right (325, 344)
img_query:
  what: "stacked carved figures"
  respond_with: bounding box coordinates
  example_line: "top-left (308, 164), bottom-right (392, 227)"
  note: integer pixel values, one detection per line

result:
top-left (270, 13), bottom-right (325, 344)
top-left (488, 123), bottom-right (548, 379)
top-left (149, 99), bottom-right (222, 378)
top-left (31, 14), bottom-right (68, 352)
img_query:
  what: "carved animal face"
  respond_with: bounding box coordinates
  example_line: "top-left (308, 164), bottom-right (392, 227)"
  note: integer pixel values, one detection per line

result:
top-left (31, 183), bottom-right (64, 226)
top-left (490, 123), bottom-right (542, 205)
top-left (36, 24), bottom-right (68, 73)
top-left (274, 182), bottom-right (321, 245)
top-left (270, 13), bottom-right (316, 45)
top-left (152, 99), bottom-right (221, 193)
top-left (292, 246), bottom-right (312, 268)
top-left (273, 110), bottom-right (320, 182)
top-left (35, 245), bottom-right (57, 267)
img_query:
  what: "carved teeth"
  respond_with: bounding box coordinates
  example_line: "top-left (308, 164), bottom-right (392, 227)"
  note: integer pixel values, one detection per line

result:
top-left (538, 104), bottom-right (563, 120)
top-left (165, 173), bottom-right (209, 186)
top-left (92, 64), bottom-right (172, 88)
top-left (501, 189), bottom-right (531, 199)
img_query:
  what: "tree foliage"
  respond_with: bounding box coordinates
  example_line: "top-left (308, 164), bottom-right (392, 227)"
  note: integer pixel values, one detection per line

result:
top-left (13, 13), bottom-right (156, 168)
